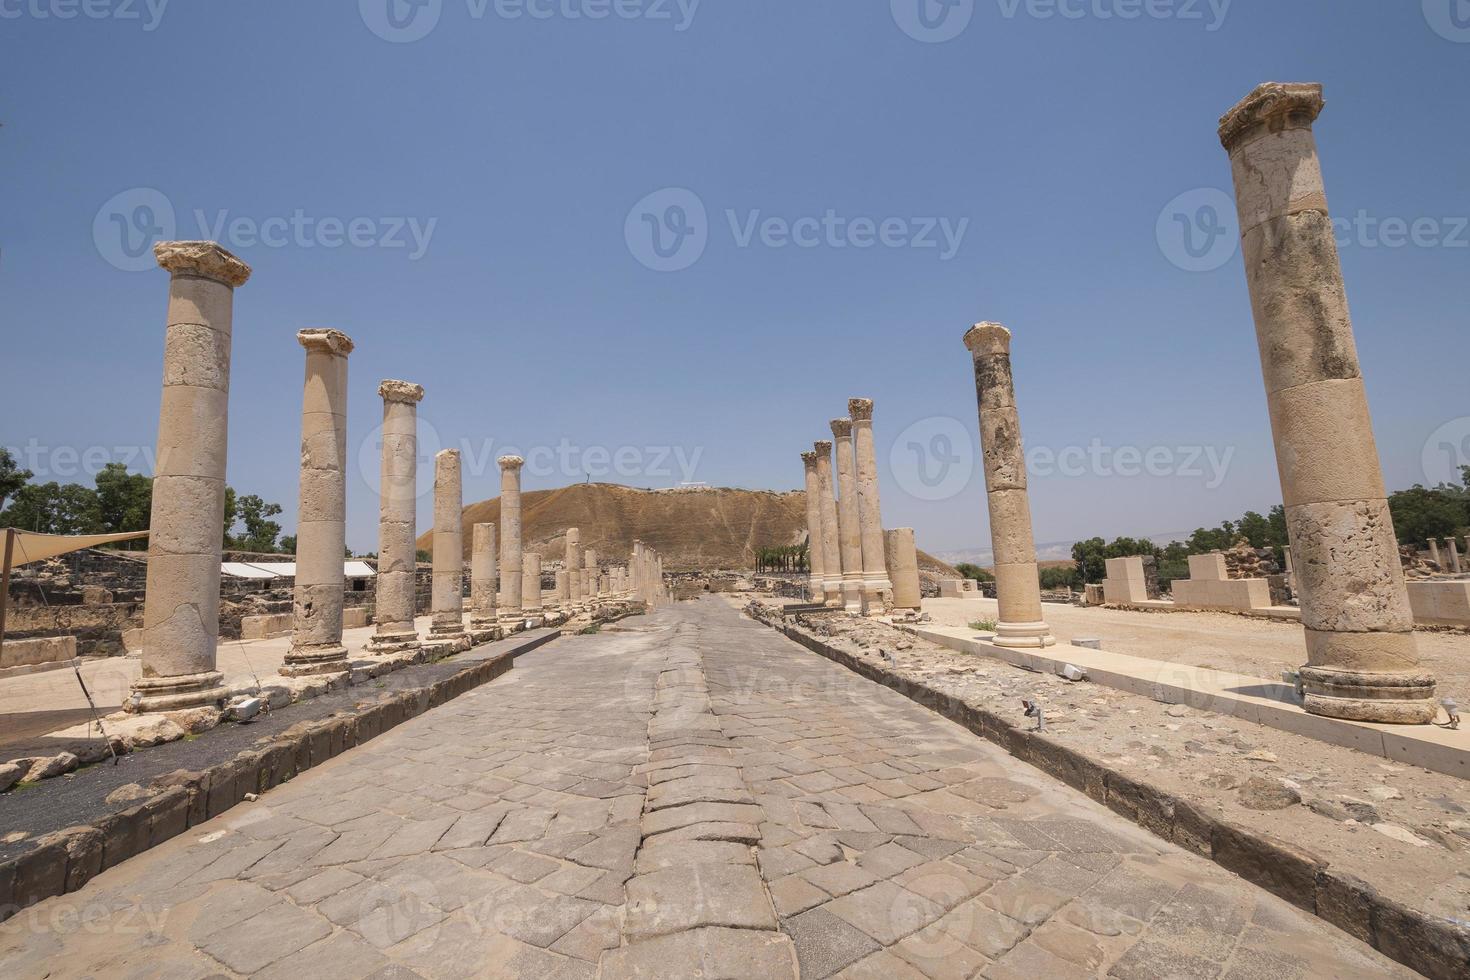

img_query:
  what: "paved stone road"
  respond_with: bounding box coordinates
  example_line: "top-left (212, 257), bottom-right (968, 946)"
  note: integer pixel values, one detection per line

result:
top-left (0, 598), bottom-right (1414, 978)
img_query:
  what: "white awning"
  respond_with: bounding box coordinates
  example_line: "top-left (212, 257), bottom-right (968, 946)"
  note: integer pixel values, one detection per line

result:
top-left (221, 561), bottom-right (377, 580)
top-left (3, 529), bottom-right (150, 566)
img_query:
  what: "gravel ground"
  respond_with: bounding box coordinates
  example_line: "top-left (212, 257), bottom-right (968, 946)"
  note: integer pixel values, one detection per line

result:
top-left (920, 596), bottom-right (1470, 708)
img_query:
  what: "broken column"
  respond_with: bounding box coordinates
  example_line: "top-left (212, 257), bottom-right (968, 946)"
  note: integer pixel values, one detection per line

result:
top-left (884, 528), bottom-right (923, 613)
top-left (368, 380), bottom-right (425, 654)
top-left (1429, 539), bottom-right (1443, 569)
top-left (497, 456), bottom-right (525, 623)
top-left (565, 527), bottom-right (583, 605)
top-left (1220, 82), bottom-right (1435, 722)
top-left (830, 418), bottom-right (865, 613)
top-left (282, 328), bottom-right (354, 677)
top-left (813, 441), bottom-right (843, 607)
top-left (849, 398), bottom-right (893, 612)
top-left (1450, 539), bottom-right (1463, 575)
top-left (585, 548), bottom-right (599, 598)
top-left (470, 523), bottom-right (500, 639)
top-left (523, 553), bottom-right (544, 622)
top-left (963, 322), bottom-right (1054, 649)
top-left (556, 570), bottom-right (570, 606)
top-left (428, 449), bottom-right (471, 651)
top-left (801, 451), bottom-right (828, 603)
top-left (131, 241), bottom-right (251, 712)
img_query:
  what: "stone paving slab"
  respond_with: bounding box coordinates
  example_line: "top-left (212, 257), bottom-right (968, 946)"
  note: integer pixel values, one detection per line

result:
top-left (0, 598), bottom-right (1424, 979)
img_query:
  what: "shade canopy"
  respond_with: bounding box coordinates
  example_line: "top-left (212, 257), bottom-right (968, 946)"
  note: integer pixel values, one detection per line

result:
top-left (3, 529), bottom-right (150, 566)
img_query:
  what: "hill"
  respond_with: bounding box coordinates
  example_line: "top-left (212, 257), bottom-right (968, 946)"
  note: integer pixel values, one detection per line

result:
top-left (415, 483), bottom-right (958, 576)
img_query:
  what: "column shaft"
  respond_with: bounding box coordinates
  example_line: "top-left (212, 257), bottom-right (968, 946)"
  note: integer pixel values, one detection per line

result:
top-left (132, 242), bottom-right (250, 712)
top-left (283, 328), bottom-right (354, 676)
top-left (884, 528), bottom-right (923, 612)
top-left (429, 449), bottom-right (468, 642)
top-left (523, 553), bottom-right (544, 614)
top-left (964, 322), bottom-right (1053, 648)
top-left (849, 398), bottom-right (892, 612)
top-left (1220, 82), bottom-right (1434, 722)
top-left (369, 380), bottom-right (425, 652)
top-left (566, 527), bottom-right (583, 603)
top-left (814, 442), bottom-right (843, 606)
top-left (831, 419), bottom-right (865, 613)
top-left (498, 457), bottom-right (525, 619)
top-left (800, 451), bottom-right (827, 602)
top-left (471, 523), bottom-right (498, 626)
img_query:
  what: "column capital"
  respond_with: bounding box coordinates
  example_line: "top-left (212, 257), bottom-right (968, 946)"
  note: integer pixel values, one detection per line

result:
top-left (800, 450), bottom-right (818, 466)
top-left (813, 440), bottom-right (833, 455)
top-left (297, 328), bottom-right (355, 356)
top-left (379, 379), bottom-right (424, 404)
top-left (963, 322), bottom-right (1011, 357)
top-left (847, 398), bottom-right (874, 422)
top-left (436, 448), bottom-right (461, 465)
top-left (498, 455), bottom-right (525, 471)
top-left (1218, 81), bottom-right (1324, 153)
top-left (830, 418), bottom-right (853, 438)
top-left (154, 240), bottom-right (251, 287)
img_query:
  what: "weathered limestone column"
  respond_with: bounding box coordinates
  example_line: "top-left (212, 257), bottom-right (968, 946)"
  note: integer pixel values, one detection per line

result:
top-left (368, 380), bottom-right (424, 654)
top-left (523, 553), bottom-right (544, 617)
top-left (963, 323), bottom-right (1054, 649)
top-left (884, 528), bottom-right (922, 613)
top-left (497, 456), bottom-right (525, 621)
top-left (470, 523), bottom-right (498, 628)
top-left (849, 398), bottom-right (893, 612)
top-left (428, 449), bottom-right (470, 649)
top-left (813, 441), bottom-right (843, 606)
top-left (1221, 82), bottom-right (1436, 723)
top-left (282, 329), bottom-right (354, 677)
top-left (565, 528), bottom-right (583, 604)
top-left (131, 242), bottom-right (250, 712)
top-left (556, 570), bottom-right (570, 606)
top-left (800, 451), bottom-right (827, 603)
top-left (585, 549), bottom-right (599, 598)
top-left (830, 419), bottom-right (865, 614)
top-left (1428, 539), bottom-right (1442, 568)
top-left (1449, 539), bottom-right (1462, 575)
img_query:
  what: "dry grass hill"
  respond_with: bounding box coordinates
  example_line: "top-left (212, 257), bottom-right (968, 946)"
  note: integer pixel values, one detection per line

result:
top-left (415, 483), bottom-right (958, 576)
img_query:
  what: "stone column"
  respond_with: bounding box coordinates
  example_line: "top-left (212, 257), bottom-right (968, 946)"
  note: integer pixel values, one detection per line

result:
top-left (282, 328), bottom-right (354, 677)
top-left (497, 456), bottom-right (525, 621)
top-left (813, 441), bottom-right (843, 606)
top-left (884, 528), bottom-right (922, 613)
top-left (556, 570), bottom-right (570, 606)
top-left (585, 549), bottom-right (599, 598)
top-left (428, 449), bottom-right (470, 649)
top-left (800, 451), bottom-right (827, 603)
top-left (963, 322), bottom-right (1054, 649)
top-left (1220, 82), bottom-right (1435, 723)
top-left (565, 527), bottom-right (583, 604)
top-left (368, 380), bottom-right (424, 654)
top-left (1428, 539), bottom-right (1442, 568)
top-left (830, 419), bottom-right (865, 613)
top-left (523, 553), bottom-right (543, 618)
top-left (470, 523), bottom-right (498, 628)
top-left (849, 398), bottom-right (893, 612)
top-left (1449, 539), bottom-right (1462, 575)
top-left (131, 242), bottom-right (250, 712)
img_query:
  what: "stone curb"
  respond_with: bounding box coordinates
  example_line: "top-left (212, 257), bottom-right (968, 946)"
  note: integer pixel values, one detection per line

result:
top-left (0, 629), bottom-right (562, 925)
top-left (751, 608), bottom-right (1469, 980)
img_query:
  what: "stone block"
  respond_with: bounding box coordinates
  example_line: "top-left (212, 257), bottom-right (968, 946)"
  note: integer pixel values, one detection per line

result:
top-left (0, 635), bottom-right (76, 670)
top-left (240, 613), bottom-right (293, 640)
top-left (1407, 580), bottom-right (1470, 627)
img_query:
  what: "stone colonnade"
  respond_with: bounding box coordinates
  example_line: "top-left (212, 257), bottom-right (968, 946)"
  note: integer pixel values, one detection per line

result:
top-left (131, 242), bottom-right (252, 712)
top-left (848, 399), bottom-right (892, 611)
top-left (281, 329), bottom-right (354, 677)
top-left (964, 323), bottom-right (1054, 649)
top-left (804, 402), bottom-right (891, 615)
top-left (1220, 82), bottom-right (1436, 723)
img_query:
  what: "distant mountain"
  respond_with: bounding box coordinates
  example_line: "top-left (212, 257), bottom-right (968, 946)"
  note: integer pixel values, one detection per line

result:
top-left (417, 482), bottom-right (959, 575)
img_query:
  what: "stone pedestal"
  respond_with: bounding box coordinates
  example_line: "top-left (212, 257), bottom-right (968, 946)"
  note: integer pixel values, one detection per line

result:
top-left (800, 451), bottom-right (827, 603)
top-left (963, 322), bottom-right (1054, 649)
top-left (849, 398), bottom-right (893, 613)
top-left (368, 380), bottom-right (425, 654)
top-left (498, 456), bottom-right (525, 623)
top-left (131, 242), bottom-right (250, 712)
top-left (282, 329), bottom-right (354, 677)
top-left (813, 441), bottom-right (843, 606)
top-left (1220, 82), bottom-right (1436, 723)
top-left (427, 449), bottom-right (471, 652)
top-left (831, 419), bottom-right (865, 614)
top-left (884, 528), bottom-right (922, 613)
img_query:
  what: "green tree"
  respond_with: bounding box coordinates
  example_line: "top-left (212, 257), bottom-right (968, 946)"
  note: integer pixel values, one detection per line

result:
top-left (227, 494), bottom-right (283, 553)
top-left (1071, 536), bottom-right (1161, 584)
top-left (93, 463), bottom-right (152, 546)
top-left (278, 534), bottom-right (297, 555)
top-left (954, 563), bottom-right (994, 583)
top-left (1386, 485), bottom-right (1468, 546)
top-left (0, 482), bottom-right (100, 535)
top-left (0, 448), bottom-right (32, 515)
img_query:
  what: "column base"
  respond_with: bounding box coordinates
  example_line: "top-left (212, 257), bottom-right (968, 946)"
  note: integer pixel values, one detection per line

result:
top-left (992, 621), bottom-right (1057, 649)
top-left (367, 630), bottom-right (421, 655)
top-left (1299, 665), bottom-right (1438, 724)
top-left (279, 643), bottom-right (350, 677)
top-left (126, 670), bottom-right (227, 713)
top-left (841, 581), bottom-right (864, 614)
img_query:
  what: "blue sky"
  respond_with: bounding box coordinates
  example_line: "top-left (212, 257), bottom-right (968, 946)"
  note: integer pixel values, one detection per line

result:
top-left (3, 0), bottom-right (1467, 557)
